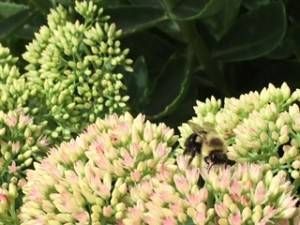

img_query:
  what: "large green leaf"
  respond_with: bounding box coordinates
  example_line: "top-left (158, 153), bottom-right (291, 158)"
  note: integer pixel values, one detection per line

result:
top-left (29, 0), bottom-right (53, 14)
top-left (102, 0), bottom-right (126, 7)
top-left (52, 0), bottom-right (72, 6)
top-left (170, 0), bottom-right (238, 21)
top-left (128, 0), bottom-right (161, 7)
top-left (146, 50), bottom-right (193, 119)
top-left (290, 26), bottom-right (300, 60)
top-left (0, 2), bottom-right (28, 18)
top-left (127, 56), bottom-right (150, 112)
top-left (106, 6), bottom-right (167, 36)
top-left (0, 9), bottom-right (33, 39)
top-left (213, 1), bottom-right (287, 62)
top-left (170, 0), bottom-right (211, 20)
top-left (242, 0), bottom-right (271, 10)
top-left (202, 0), bottom-right (242, 40)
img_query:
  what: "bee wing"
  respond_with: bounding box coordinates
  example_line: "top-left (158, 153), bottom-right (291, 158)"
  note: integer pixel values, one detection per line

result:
top-left (187, 121), bottom-right (204, 133)
top-left (188, 121), bottom-right (214, 134)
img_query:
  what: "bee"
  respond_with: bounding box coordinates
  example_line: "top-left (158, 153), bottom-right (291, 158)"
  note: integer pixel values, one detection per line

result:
top-left (184, 122), bottom-right (235, 171)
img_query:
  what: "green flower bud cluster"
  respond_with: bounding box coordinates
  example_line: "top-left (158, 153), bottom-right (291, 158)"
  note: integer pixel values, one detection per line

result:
top-left (0, 109), bottom-right (49, 224)
top-left (203, 164), bottom-right (298, 225)
top-left (0, 44), bottom-right (31, 112)
top-left (180, 83), bottom-right (300, 188)
top-left (19, 113), bottom-right (178, 224)
top-left (23, 0), bottom-right (132, 142)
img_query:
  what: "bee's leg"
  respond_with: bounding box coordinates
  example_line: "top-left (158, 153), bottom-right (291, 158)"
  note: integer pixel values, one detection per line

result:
top-left (227, 159), bottom-right (235, 166)
top-left (204, 156), bottom-right (210, 164)
top-left (207, 163), bottom-right (214, 173)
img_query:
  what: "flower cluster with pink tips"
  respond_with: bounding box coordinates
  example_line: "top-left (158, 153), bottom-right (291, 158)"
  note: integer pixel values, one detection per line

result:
top-left (0, 0), bottom-right (299, 224)
top-left (20, 113), bottom-right (186, 224)
top-left (203, 164), bottom-right (298, 225)
top-left (17, 111), bottom-right (300, 225)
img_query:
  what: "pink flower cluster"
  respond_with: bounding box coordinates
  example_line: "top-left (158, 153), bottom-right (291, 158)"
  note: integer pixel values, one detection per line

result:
top-left (203, 164), bottom-right (298, 225)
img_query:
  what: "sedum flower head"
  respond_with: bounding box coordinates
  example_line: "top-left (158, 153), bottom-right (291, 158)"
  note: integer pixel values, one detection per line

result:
top-left (0, 44), bottom-right (31, 112)
top-left (19, 113), bottom-right (185, 224)
top-left (179, 83), bottom-right (300, 189)
top-left (0, 109), bottom-right (49, 224)
top-left (203, 164), bottom-right (298, 225)
top-left (23, 0), bottom-right (133, 142)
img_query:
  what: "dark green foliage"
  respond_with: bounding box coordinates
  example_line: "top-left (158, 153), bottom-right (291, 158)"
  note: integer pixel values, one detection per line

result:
top-left (1, 0), bottom-right (300, 129)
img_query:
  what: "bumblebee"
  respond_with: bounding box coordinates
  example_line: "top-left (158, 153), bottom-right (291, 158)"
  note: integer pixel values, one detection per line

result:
top-left (184, 122), bottom-right (235, 171)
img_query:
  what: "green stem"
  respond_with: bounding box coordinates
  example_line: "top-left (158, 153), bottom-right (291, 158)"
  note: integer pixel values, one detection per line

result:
top-left (161, 0), bottom-right (231, 96)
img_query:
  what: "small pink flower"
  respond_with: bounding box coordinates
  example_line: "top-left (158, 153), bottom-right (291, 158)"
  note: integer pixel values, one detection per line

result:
top-left (4, 114), bottom-right (18, 127)
top-left (110, 133), bottom-right (119, 143)
top-left (128, 205), bottom-right (143, 216)
top-left (91, 139), bottom-right (105, 154)
top-left (29, 186), bottom-right (43, 202)
top-left (176, 155), bottom-right (189, 171)
top-left (219, 167), bottom-right (231, 188)
top-left (228, 211), bottom-right (242, 225)
top-left (174, 175), bottom-right (189, 193)
top-left (186, 168), bottom-right (200, 185)
top-left (240, 195), bottom-right (250, 206)
top-left (0, 193), bottom-right (8, 203)
top-left (74, 211), bottom-right (89, 223)
top-left (230, 193), bottom-right (241, 203)
top-left (8, 161), bottom-right (18, 173)
top-left (170, 202), bottom-right (183, 215)
top-left (230, 180), bottom-right (241, 196)
top-left (103, 206), bottom-right (113, 217)
top-left (154, 143), bottom-right (168, 158)
top-left (11, 142), bottom-right (21, 153)
top-left (156, 164), bottom-right (172, 182)
top-left (195, 211), bottom-right (206, 225)
top-left (123, 151), bottom-right (135, 168)
top-left (131, 170), bottom-right (141, 182)
top-left (188, 188), bottom-right (208, 206)
top-left (18, 114), bottom-right (32, 126)
top-left (254, 181), bottom-right (266, 205)
top-left (215, 203), bottom-right (229, 217)
top-left (162, 217), bottom-right (176, 225)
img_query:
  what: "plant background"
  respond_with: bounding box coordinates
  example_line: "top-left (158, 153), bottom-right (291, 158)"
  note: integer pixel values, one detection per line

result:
top-left (0, 0), bottom-right (299, 129)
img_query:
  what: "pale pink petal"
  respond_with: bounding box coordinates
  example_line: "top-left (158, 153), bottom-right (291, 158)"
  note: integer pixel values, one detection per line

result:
top-left (163, 217), bottom-right (176, 225)
top-left (215, 203), bottom-right (228, 218)
top-left (228, 212), bottom-right (242, 225)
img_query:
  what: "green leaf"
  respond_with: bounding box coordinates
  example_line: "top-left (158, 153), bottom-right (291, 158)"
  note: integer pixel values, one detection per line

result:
top-left (147, 50), bottom-right (193, 119)
top-left (0, 2), bottom-right (28, 18)
top-left (242, 0), bottom-right (271, 10)
top-left (14, 24), bottom-right (39, 40)
top-left (201, 0), bottom-right (242, 40)
top-left (290, 26), bottom-right (300, 60)
top-left (170, 0), bottom-right (209, 20)
top-left (267, 36), bottom-right (293, 60)
top-left (171, 0), bottom-right (237, 21)
top-left (0, 9), bottom-right (33, 39)
top-left (213, 1), bottom-right (287, 62)
top-left (29, 0), bottom-right (53, 14)
top-left (127, 56), bottom-right (150, 111)
top-left (128, 0), bottom-right (161, 7)
top-left (106, 6), bottom-right (167, 36)
top-left (52, 0), bottom-right (72, 6)
top-left (102, 0), bottom-right (126, 7)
